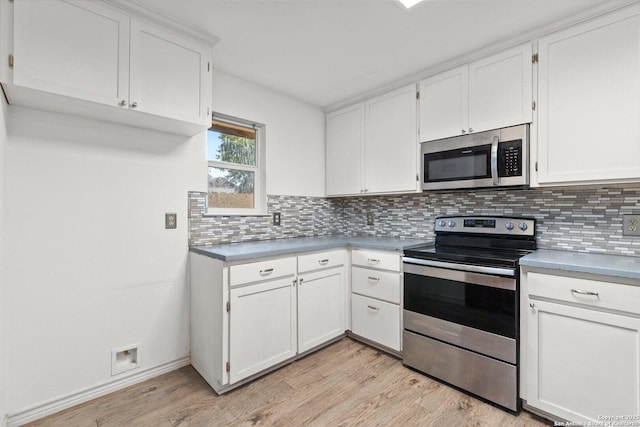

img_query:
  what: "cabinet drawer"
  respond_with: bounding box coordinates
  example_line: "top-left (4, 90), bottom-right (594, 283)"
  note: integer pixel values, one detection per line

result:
top-left (352, 266), bottom-right (400, 304)
top-left (351, 249), bottom-right (400, 272)
top-left (297, 249), bottom-right (345, 273)
top-left (230, 257), bottom-right (296, 287)
top-left (351, 294), bottom-right (400, 351)
top-left (527, 272), bottom-right (640, 315)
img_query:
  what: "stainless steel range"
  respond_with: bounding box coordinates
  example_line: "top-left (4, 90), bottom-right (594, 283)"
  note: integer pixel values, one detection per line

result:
top-left (402, 215), bottom-right (536, 412)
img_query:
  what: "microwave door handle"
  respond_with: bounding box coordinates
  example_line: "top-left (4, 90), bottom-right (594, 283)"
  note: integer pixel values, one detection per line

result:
top-left (491, 135), bottom-right (499, 186)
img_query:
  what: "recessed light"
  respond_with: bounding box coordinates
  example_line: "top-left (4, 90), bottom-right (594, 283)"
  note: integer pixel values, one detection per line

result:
top-left (398, 0), bottom-right (425, 8)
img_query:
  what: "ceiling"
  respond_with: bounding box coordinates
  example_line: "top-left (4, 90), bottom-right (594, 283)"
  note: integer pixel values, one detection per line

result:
top-left (131, 0), bottom-right (635, 108)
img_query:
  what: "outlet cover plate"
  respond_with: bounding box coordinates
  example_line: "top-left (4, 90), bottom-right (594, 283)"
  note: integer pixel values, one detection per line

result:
top-left (623, 215), bottom-right (640, 236)
top-left (273, 212), bottom-right (281, 226)
top-left (165, 213), bottom-right (177, 229)
top-left (366, 212), bottom-right (374, 226)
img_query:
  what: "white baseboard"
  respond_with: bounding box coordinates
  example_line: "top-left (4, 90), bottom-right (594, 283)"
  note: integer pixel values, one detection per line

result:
top-left (6, 356), bottom-right (191, 427)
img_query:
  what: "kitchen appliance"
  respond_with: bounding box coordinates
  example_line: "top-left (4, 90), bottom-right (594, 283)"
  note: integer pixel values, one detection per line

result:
top-left (402, 215), bottom-right (536, 412)
top-left (421, 124), bottom-right (529, 191)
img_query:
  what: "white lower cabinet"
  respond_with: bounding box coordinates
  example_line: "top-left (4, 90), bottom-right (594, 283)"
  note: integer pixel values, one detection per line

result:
top-left (229, 277), bottom-right (297, 383)
top-left (190, 249), bottom-right (346, 394)
top-left (350, 249), bottom-right (402, 352)
top-left (522, 268), bottom-right (640, 422)
top-left (351, 294), bottom-right (400, 351)
top-left (298, 267), bottom-right (345, 353)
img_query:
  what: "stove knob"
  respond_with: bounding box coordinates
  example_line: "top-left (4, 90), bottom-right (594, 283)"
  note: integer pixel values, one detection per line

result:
top-left (438, 220), bottom-right (447, 227)
top-left (505, 222), bottom-right (514, 231)
top-left (518, 222), bottom-right (528, 231)
top-left (448, 221), bottom-right (456, 228)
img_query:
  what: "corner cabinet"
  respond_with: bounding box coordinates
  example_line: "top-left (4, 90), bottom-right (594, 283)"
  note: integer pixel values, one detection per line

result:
top-left (190, 249), bottom-right (347, 394)
top-left (534, 5), bottom-right (640, 186)
top-left (326, 84), bottom-right (418, 196)
top-left (1, 0), bottom-right (213, 136)
top-left (521, 268), bottom-right (640, 423)
top-left (419, 43), bottom-right (532, 142)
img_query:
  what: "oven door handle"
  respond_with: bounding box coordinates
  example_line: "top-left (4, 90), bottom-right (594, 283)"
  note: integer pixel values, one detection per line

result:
top-left (403, 258), bottom-right (516, 291)
top-left (403, 257), bottom-right (515, 277)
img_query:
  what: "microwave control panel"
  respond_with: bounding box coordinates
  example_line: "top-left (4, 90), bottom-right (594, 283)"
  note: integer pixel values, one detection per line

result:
top-left (497, 140), bottom-right (522, 177)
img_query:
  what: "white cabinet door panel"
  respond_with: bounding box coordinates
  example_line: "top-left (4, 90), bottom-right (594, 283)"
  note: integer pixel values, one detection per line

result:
top-left (527, 300), bottom-right (640, 422)
top-left (365, 84), bottom-right (418, 194)
top-left (469, 43), bottom-right (532, 133)
top-left (229, 277), bottom-right (297, 383)
top-left (13, 0), bottom-right (129, 107)
top-left (130, 20), bottom-right (210, 124)
top-left (351, 293), bottom-right (400, 351)
top-left (537, 8), bottom-right (640, 185)
top-left (298, 268), bottom-right (345, 353)
top-left (419, 65), bottom-right (468, 142)
top-left (326, 103), bottom-right (364, 196)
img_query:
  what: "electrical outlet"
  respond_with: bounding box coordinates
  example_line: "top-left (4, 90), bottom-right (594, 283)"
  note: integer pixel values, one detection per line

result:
top-left (366, 212), bottom-right (374, 226)
top-left (165, 213), bottom-right (177, 229)
top-left (623, 215), bottom-right (640, 236)
top-left (273, 212), bottom-right (281, 226)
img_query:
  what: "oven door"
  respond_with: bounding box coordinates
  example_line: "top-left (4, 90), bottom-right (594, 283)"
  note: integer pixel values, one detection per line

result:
top-left (403, 259), bottom-right (517, 364)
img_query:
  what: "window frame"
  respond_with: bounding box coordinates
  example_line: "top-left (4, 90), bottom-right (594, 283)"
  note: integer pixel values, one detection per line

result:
top-left (205, 112), bottom-right (267, 216)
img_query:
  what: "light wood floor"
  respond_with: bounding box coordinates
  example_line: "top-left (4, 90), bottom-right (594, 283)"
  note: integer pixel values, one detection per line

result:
top-left (27, 338), bottom-right (551, 426)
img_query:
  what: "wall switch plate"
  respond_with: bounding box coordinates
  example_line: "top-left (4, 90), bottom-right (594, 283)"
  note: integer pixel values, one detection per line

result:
top-left (623, 215), bottom-right (640, 236)
top-left (165, 213), bottom-right (177, 229)
top-left (366, 212), bottom-right (374, 226)
top-left (273, 212), bottom-right (281, 226)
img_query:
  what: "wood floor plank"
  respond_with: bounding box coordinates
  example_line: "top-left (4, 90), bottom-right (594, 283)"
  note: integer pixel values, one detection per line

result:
top-left (26, 338), bottom-right (551, 427)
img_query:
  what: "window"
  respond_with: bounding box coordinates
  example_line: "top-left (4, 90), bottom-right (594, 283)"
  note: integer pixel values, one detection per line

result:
top-left (207, 114), bottom-right (266, 215)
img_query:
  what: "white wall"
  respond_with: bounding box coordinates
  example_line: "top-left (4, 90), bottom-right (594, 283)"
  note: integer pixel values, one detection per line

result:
top-left (211, 69), bottom-right (326, 197)
top-left (3, 106), bottom-right (206, 415)
top-left (1, 94), bottom-right (8, 427)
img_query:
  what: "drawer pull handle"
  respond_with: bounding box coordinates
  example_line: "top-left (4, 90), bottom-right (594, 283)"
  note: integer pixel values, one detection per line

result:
top-left (368, 276), bottom-right (380, 282)
top-left (318, 259), bottom-right (329, 265)
top-left (260, 268), bottom-right (274, 275)
top-left (570, 288), bottom-right (599, 297)
top-left (367, 258), bottom-right (380, 264)
top-left (367, 305), bottom-right (380, 311)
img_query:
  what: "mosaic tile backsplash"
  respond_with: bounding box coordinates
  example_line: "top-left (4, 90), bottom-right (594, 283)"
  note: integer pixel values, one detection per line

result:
top-left (189, 186), bottom-right (640, 257)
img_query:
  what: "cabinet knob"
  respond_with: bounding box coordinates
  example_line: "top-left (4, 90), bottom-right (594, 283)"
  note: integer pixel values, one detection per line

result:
top-left (468, 128), bottom-right (473, 133)
top-left (529, 302), bottom-right (535, 308)
top-left (461, 129), bottom-right (466, 134)
top-left (118, 100), bottom-right (127, 107)
top-left (130, 102), bottom-right (138, 108)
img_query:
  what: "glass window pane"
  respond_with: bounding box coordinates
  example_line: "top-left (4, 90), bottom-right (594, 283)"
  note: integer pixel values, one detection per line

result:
top-left (208, 167), bottom-right (255, 209)
top-left (207, 121), bottom-right (256, 166)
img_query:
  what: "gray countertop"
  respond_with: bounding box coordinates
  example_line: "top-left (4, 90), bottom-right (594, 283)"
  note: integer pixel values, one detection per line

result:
top-left (521, 249), bottom-right (640, 281)
top-left (190, 236), bottom-right (433, 262)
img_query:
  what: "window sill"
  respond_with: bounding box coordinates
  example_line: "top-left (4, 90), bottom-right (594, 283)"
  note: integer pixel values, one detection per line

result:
top-left (203, 211), bottom-right (269, 217)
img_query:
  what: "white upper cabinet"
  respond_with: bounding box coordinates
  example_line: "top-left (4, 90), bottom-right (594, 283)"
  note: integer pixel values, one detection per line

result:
top-left (130, 20), bottom-right (209, 125)
top-left (418, 65), bottom-right (468, 142)
top-left (326, 84), bottom-right (418, 196)
top-left (419, 43), bottom-right (532, 142)
top-left (12, 0), bottom-right (130, 107)
top-left (3, 0), bottom-right (213, 136)
top-left (365, 84), bottom-right (418, 194)
top-left (326, 102), bottom-right (365, 196)
top-left (535, 5), bottom-right (640, 186)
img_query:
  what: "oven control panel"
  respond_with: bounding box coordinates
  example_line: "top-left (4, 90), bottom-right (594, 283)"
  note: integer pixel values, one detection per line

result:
top-left (435, 216), bottom-right (535, 236)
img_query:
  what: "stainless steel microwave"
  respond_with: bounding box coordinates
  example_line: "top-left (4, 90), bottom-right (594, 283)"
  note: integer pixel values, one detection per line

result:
top-left (420, 124), bottom-right (529, 191)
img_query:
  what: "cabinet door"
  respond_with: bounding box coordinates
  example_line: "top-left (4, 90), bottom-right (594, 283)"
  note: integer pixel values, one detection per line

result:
top-left (229, 277), bottom-right (297, 384)
top-left (526, 299), bottom-right (640, 422)
top-left (418, 65), bottom-right (468, 142)
top-left (468, 43), bottom-right (532, 133)
top-left (351, 294), bottom-right (401, 351)
top-left (12, 0), bottom-right (129, 107)
top-left (537, 7), bottom-right (640, 185)
top-left (298, 268), bottom-right (345, 353)
top-left (365, 84), bottom-right (418, 194)
top-left (130, 20), bottom-right (211, 125)
top-left (326, 103), bottom-right (364, 196)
